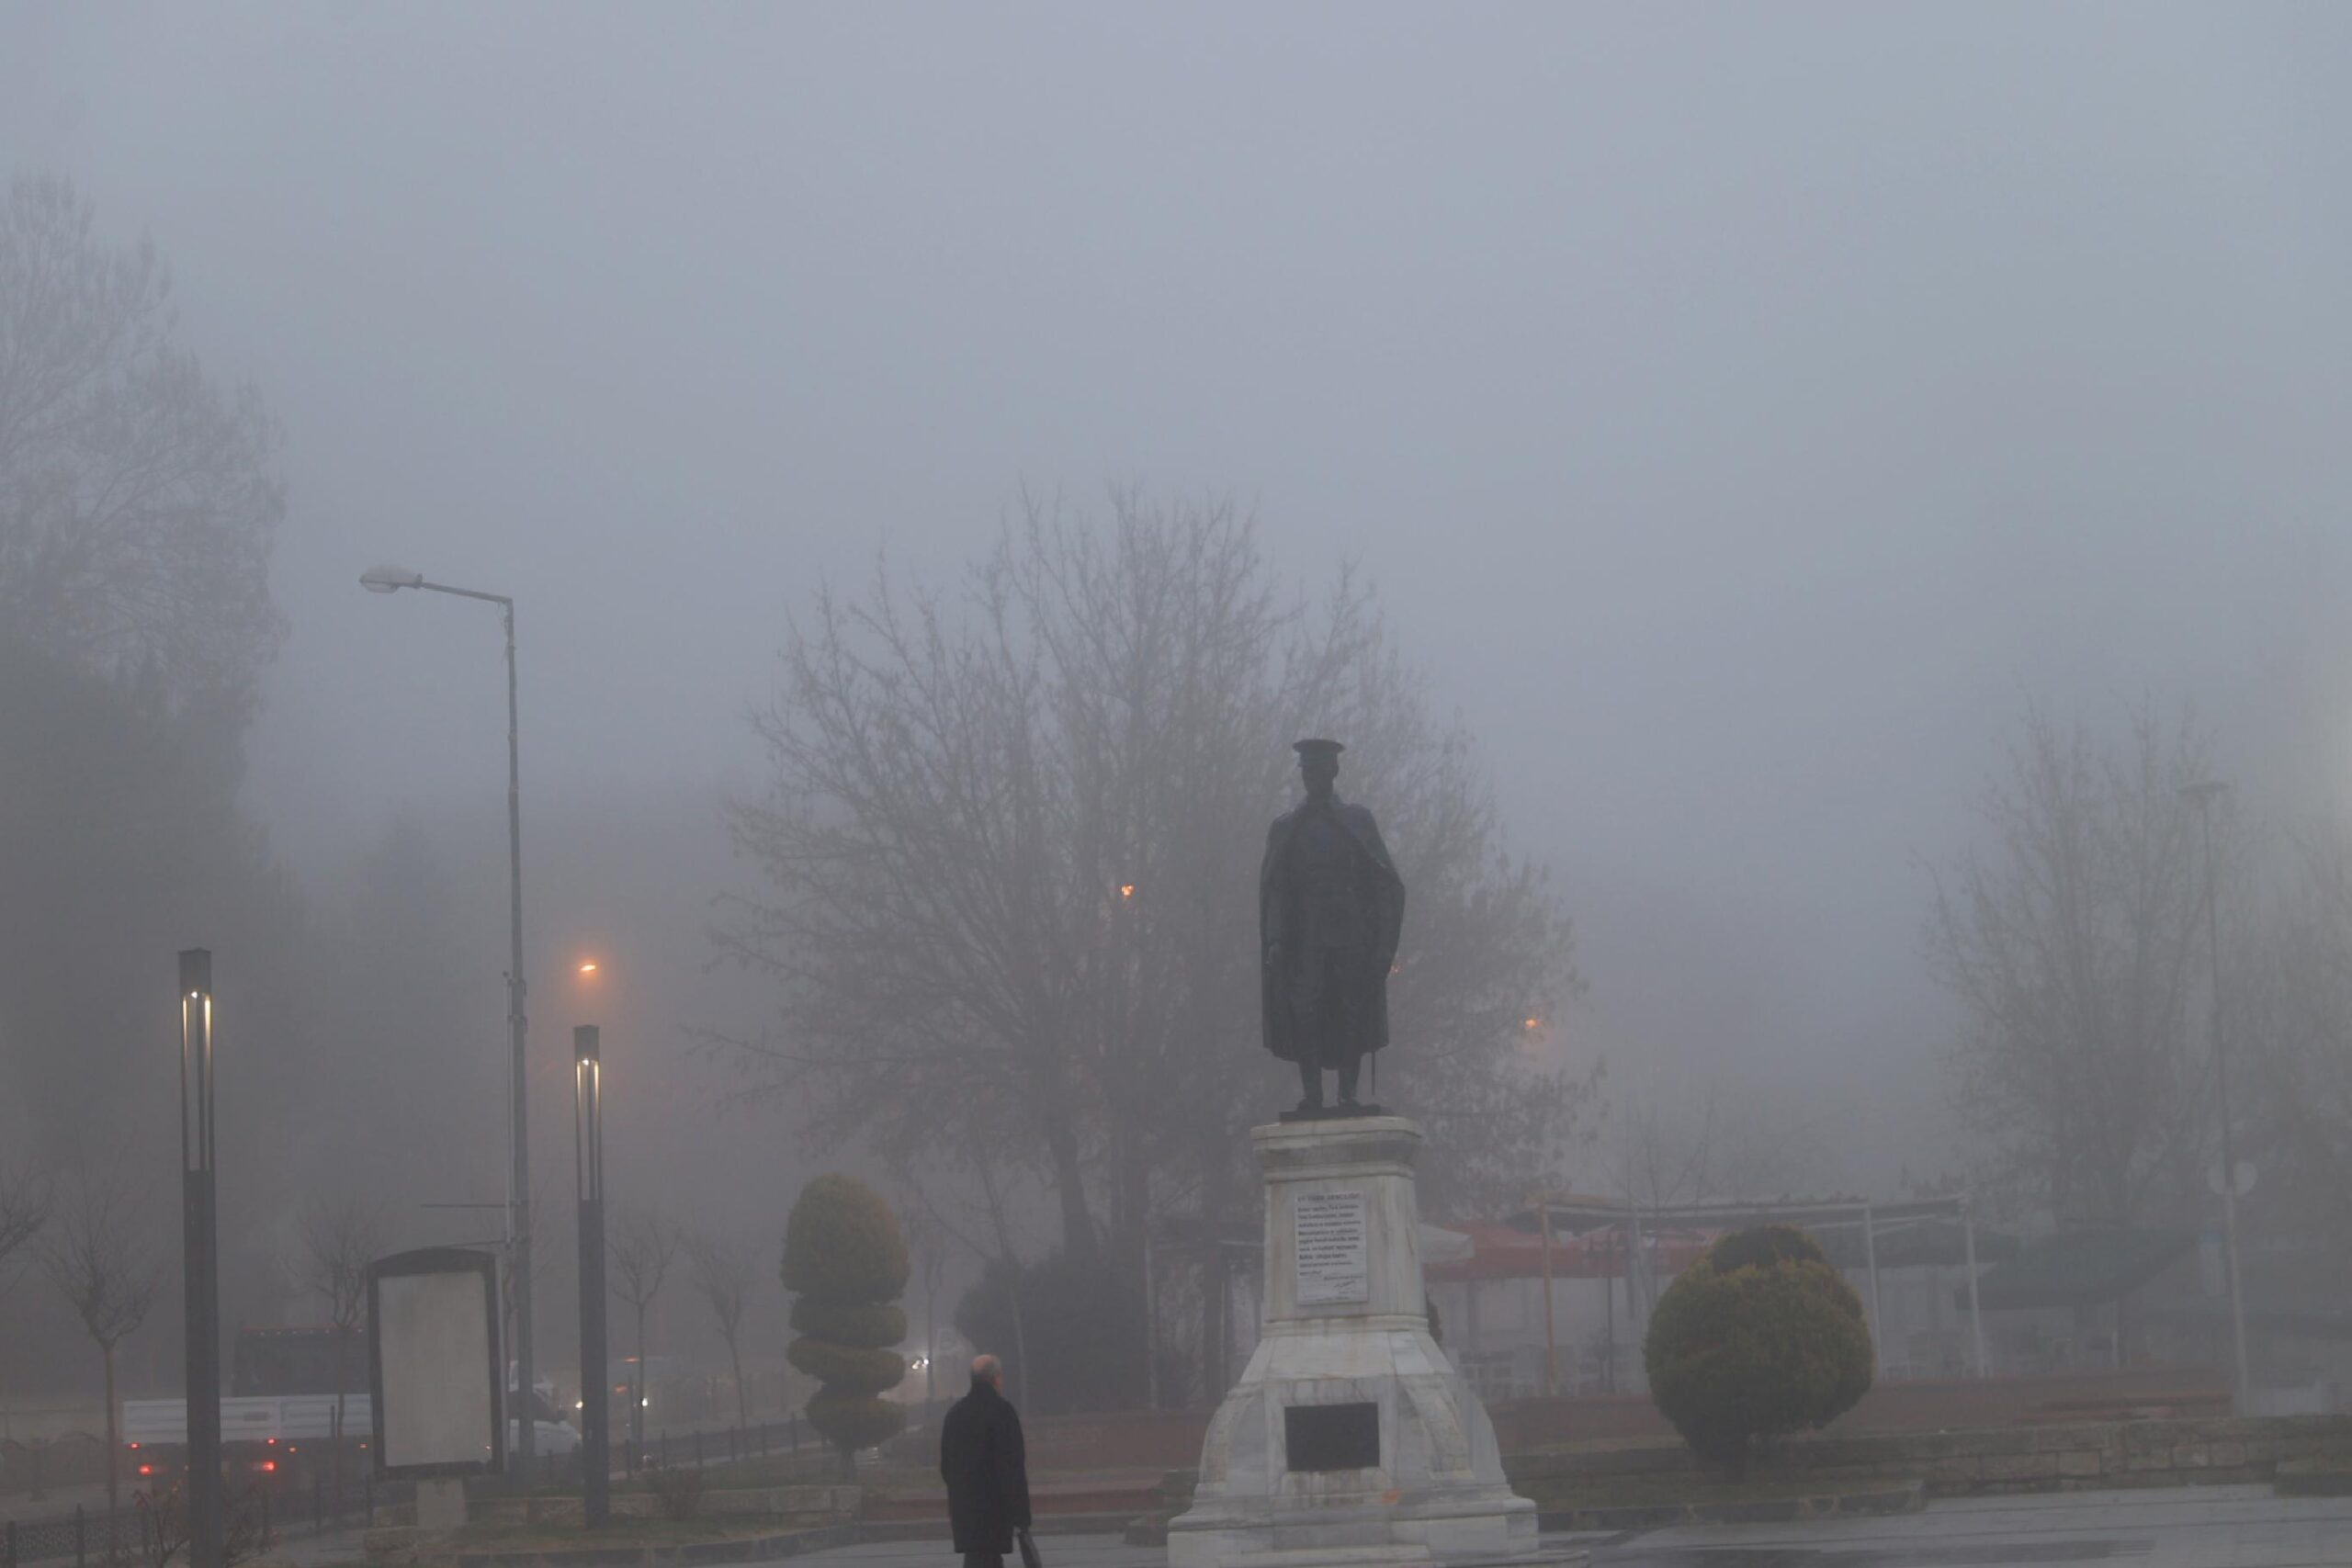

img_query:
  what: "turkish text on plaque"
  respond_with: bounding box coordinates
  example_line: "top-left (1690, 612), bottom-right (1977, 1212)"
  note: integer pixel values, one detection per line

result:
top-left (1294, 1189), bottom-right (1370, 1307)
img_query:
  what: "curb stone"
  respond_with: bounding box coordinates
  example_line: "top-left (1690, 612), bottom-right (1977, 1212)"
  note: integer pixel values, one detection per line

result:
top-left (1533, 1478), bottom-right (1926, 1533)
top-left (2275, 1461), bottom-right (2352, 1498)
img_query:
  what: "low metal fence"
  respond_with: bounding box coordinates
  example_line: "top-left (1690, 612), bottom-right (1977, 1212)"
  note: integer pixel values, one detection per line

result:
top-left (623, 1414), bottom-right (816, 1477)
top-left (0, 1414), bottom-right (835, 1565)
top-left (1, 1476), bottom-right (387, 1568)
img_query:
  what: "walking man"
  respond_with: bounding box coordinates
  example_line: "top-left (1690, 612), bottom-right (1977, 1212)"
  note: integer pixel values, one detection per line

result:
top-left (940, 1353), bottom-right (1033, 1568)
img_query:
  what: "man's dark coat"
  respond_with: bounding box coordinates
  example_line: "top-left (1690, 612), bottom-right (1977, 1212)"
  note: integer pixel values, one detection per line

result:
top-left (1260, 794), bottom-right (1406, 1066)
top-left (939, 1379), bottom-right (1031, 1556)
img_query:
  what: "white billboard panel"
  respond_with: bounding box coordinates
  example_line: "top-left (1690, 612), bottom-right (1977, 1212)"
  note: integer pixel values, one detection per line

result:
top-left (368, 1249), bottom-right (503, 1478)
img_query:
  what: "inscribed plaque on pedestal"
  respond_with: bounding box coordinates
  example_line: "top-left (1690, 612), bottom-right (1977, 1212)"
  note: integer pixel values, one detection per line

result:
top-left (1295, 1189), bottom-right (1370, 1307)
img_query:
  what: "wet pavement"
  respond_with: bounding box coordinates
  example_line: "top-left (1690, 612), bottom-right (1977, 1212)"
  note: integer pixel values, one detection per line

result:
top-left (1588, 1484), bottom-right (2352, 1566)
top-left (780, 1485), bottom-right (2352, 1567)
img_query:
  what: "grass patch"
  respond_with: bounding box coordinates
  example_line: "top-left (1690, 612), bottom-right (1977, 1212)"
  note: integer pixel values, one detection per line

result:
top-left (520, 1451), bottom-right (843, 1498)
top-left (1517, 1472), bottom-right (1914, 1509)
top-left (450, 1517), bottom-right (791, 1548)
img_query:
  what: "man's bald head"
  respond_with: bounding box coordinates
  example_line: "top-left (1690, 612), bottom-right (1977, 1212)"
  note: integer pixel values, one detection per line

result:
top-left (970, 1353), bottom-right (1003, 1390)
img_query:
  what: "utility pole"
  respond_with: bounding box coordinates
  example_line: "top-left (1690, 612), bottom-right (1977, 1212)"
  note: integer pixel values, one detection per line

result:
top-left (360, 566), bottom-right (537, 1471)
top-left (2183, 779), bottom-right (2251, 1410)
top-left (502, 597), bottom-right (537, 1472)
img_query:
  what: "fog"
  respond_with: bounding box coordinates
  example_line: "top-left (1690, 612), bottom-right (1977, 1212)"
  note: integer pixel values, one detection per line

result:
top-left (7, 3), bottom-right (2352, 1407)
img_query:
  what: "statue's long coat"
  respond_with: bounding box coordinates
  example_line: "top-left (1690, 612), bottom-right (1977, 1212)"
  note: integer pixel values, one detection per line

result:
top-left (1259, 797), bottom-right (1407, 1066)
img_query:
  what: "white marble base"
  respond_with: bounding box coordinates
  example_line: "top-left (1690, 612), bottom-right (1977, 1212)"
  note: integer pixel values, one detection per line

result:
top-left (1166, 1117), bottom-right (1580, 1568)
top-left (413, 1478), bottom-right (468, 1532)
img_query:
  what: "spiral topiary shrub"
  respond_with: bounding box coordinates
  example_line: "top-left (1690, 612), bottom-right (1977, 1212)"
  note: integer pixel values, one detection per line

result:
top-left (782, 1174), bottom-right (910, 1474)
top-left (1643, 1224), bottom-right (1873, 1472)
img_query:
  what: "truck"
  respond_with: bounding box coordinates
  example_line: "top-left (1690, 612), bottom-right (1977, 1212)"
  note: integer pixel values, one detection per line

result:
top-left (122, 1326), bottom-right (577, 1491)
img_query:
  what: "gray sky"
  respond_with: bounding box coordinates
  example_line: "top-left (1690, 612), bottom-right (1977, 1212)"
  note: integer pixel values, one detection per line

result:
top-left (10, 2), bottom-right (2352, 1190)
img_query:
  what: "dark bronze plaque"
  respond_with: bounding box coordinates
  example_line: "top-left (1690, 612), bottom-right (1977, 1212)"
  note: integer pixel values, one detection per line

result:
top-left (1283, 1401), bottom-right (1380, 1472)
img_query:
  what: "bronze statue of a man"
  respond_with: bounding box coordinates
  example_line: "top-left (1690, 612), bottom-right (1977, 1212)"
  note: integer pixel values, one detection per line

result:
top-left (1261, 739), bottom-right (1406, 1114)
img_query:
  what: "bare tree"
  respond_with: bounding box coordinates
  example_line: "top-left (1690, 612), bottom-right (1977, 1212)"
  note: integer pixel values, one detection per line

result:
top-left (0, 173), bottom-right (285, 716)
top-left (907, 1158), bottom-right (1036, 1408)
top-left (609, 1209), bottom-right (681, 1450)
top-left (683, 1232), bottom-right (758, 1434)
top-left (717, 492), bottom-right (1590, 1285)
top-left (0, 1160), bottom-right (47, 1274)
top-left (0, 1162), bottom-right (49, 1419)
top-left (1925, 703), bottom-right (2216, 1226)
top-left (1605, 1083), bottom-right (1832, 1212)
top-left (41, 1173), bottom-right (160, 1512)
top-left (1, 175), bottom-right (299, 1174)
top-left (288, 1193), bottom-right (384, 1483)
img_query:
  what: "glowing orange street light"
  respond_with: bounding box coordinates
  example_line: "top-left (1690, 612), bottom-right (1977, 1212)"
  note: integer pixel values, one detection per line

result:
top-left (1522, 1016), bottom-right (1542, 1032)
top-left (577, 959), bottom-right (600, 977)
top-left (1117, 883), bottom-right (1136, 900)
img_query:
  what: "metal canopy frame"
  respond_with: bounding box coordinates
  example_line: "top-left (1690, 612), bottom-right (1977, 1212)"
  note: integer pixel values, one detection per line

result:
top-left (1510, 1191), bottom-right (1990, 1391)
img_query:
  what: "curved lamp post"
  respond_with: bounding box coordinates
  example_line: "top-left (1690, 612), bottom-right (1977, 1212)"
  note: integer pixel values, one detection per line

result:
top-left (360, 563), bottom-right (537, 1471)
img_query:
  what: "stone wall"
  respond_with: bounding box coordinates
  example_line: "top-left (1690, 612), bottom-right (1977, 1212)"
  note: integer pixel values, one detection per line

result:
top-left (1502, 1414), bottom-right (2352, 1498)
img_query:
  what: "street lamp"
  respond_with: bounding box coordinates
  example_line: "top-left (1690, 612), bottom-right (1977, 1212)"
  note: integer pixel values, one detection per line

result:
top-left (573, 1025), bottom-right (609, 1528)
top-left (179, 950), bottom-right (223, 1568)
top-left (360, 562), bottom-right (538, 1471)
top-left (2182, 778), bottom-right (2251, 1410)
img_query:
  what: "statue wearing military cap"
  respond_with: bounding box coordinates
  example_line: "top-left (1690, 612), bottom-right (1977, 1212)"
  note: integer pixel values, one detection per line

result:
top-left (1261, 739), bottom-right (1406, 1115)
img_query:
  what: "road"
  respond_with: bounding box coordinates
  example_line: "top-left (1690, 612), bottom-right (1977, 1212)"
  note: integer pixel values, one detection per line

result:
top-left (776, 1486), bottom-right (2352, 1567)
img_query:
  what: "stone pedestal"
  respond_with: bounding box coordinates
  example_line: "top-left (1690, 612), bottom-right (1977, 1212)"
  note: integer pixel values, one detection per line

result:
top-left (1168, 1116), bottom-right (1579, 1567)
top-left (413, 1478), bottom-right (468, 1532)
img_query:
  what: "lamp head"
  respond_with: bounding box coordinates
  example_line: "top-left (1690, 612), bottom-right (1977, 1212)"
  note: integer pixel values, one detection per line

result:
top-left (360, 564), bottom-right (424, 594)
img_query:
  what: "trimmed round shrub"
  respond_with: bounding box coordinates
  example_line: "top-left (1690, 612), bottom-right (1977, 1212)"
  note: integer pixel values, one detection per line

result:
top-left (805, 1388), bottom-right (906, 1454)
top-left (1644, 1225), bottom-right (1873, 1471)
top-left (784, 1173), bottom-right (910, 1471)
top-left (790, 1297), bottom-right (909, 1348)
top-left (786, 1338), bottom-right (908, 1396)
top-left (782, 1174), bottom-right (910, 1302)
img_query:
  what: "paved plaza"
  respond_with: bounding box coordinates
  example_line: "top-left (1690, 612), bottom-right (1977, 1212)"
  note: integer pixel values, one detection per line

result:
top-left (780, 1486), bottom-right (2352, 1568)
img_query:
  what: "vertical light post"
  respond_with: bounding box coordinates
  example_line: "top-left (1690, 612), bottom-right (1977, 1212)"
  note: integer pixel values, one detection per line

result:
top-left (2183, 778), bottom-right (2252, 1409)
top-left (573, 1026), bottom-right (609, 1528)
top-left (179, 950), bottom-right (223, 1568)
top-left (361, 564), bottom-right (537, 1472)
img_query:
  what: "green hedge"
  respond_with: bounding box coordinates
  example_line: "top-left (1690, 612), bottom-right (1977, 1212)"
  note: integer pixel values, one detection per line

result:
top-left (804, 1388), bottom-right (907, 1454)
top-left (790, 1297), bottom-right (908, 1348)
top-left (784, 1173), bottom-right (910, 1468)
top-left (786, 1338), bottom-right (908, 1396)
top-left (782, 1173), bottom-right (910, 1303)
top-left (1644, 1225), bottom-right (1873, 1470)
